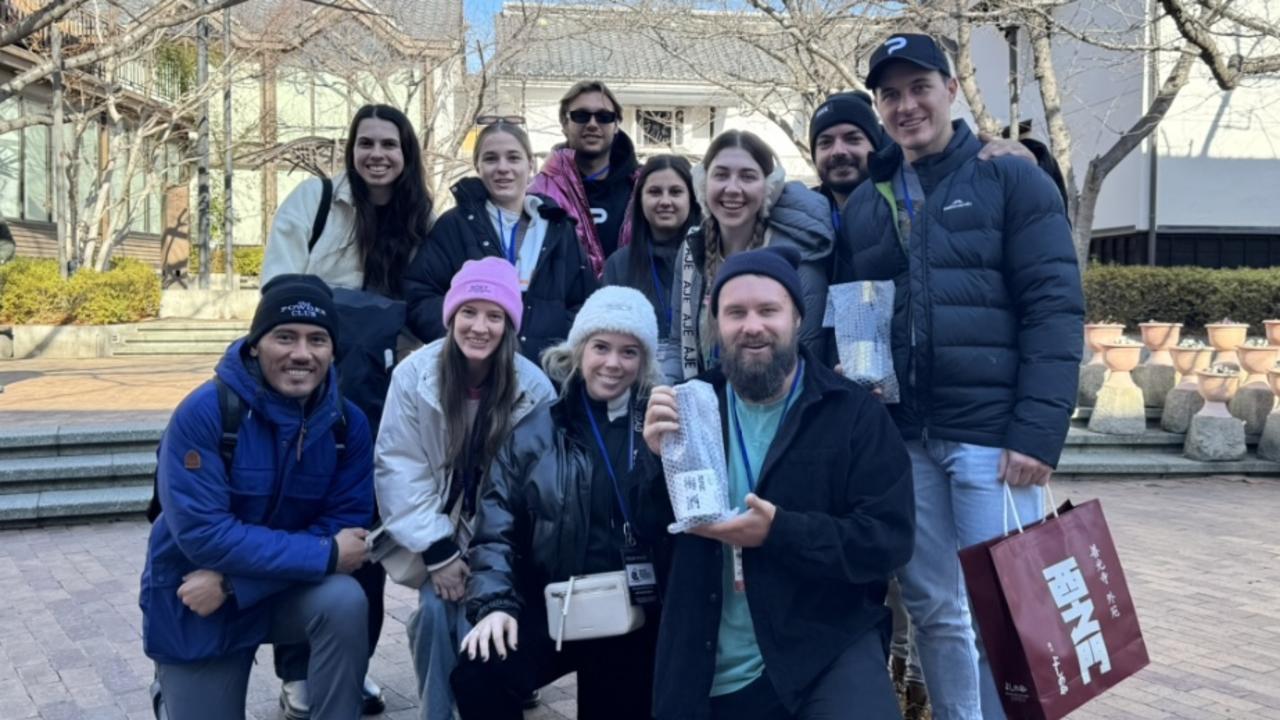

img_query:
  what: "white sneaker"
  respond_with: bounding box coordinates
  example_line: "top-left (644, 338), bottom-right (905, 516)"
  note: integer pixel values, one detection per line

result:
top-left (280, 680), bottom-right (310, 720)
top-left (361, 675), bottom-right (386, 715)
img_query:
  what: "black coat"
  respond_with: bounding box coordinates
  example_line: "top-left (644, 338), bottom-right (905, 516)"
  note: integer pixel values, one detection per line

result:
top-left (464, 382), bottom-right (664, 624)
top-left (833, 121), bottom-right (1084, 467)
top-left (646, 349), bottom-right (915, 718)
top-left (404, 178), bottom-right (597, 364)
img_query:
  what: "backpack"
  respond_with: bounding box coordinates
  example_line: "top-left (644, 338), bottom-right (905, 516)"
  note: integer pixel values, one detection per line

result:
top-left (145, 377), bottom-right (347, 523)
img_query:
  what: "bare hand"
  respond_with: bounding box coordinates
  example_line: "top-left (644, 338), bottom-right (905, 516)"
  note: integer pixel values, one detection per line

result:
top-left (460, 610), bottom-right (518, 661)
top-left (977, 132), bottom-right (1036, 164)
top-left (334, 527), bottom-right (369, 574)
top-left (177, 569), bottom-right (226, 617)
top-left (690, 493), bottom-right (777, 548)
top-left (999, 449), bottom-right (1052, 487)
top-left (430, 557), bottom-right (470, 603)
top-left (643, 386), bottom-right (680, 456)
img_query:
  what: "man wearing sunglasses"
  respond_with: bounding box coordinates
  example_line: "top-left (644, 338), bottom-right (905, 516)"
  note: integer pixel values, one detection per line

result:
top-left (530, 80), bottom-right (640, 278)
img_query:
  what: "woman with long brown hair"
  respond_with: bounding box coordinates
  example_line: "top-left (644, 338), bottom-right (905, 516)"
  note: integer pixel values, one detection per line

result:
top-left (375, 258), bottom-right (555, 720)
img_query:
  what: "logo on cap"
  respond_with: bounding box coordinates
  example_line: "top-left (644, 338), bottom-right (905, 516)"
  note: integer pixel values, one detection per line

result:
top-left (281, 301), bottom-right (326, 318)
top-left (466, 282), bottom-right (494, 295)
top-left (885, 37), bottom-right (908, 54)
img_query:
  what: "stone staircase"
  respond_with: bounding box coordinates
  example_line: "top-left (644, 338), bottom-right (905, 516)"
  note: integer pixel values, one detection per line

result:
top-left (0, 423), bottom-right (162, 525)
top-left (1057, 407), bottom-right (1280, 479)
top-left (113, 319), bottom-right (248, 356)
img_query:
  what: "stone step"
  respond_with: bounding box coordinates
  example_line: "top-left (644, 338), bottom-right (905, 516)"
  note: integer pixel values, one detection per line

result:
top-left (1071, 407), bottom-right (1163, 422)
top-left (133, 320), bottom-right (250, 332)
top-left (120, 329), bottom-right (246, 343)
top-left (0, 451), bottom-right (156, 493)
top-left (1056, 450), bottom-right (1280, 478)
top-left (0, 485), bottom-right (151, 524)
top-left (0, 425), bottom-right (164, 460)
top-left (1064, 425), bottom-right (1263, 452)
top-left (113, 341), bottom-right (231, 355)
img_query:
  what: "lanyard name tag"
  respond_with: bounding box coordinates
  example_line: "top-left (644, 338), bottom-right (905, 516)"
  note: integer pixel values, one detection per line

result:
top-left (732, 545), bottom-right (745, 593)
top-left (622, 543), bottom-right (659, 605)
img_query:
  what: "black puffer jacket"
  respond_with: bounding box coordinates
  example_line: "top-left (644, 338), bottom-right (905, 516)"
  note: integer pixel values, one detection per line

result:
top-left (833, 121), bottom-right (1084, 466)
top-left (464, 382), bottom-right (662, 623)
top-left (403, 178), bottom-right (597, 363)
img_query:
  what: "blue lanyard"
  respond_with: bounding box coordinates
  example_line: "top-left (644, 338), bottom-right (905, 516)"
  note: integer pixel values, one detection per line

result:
top-left (584, 165), bottom-right (610, 182)
top-left (579, 385), bottom-right (637, 538)
top-left (899, 166), bottom-right (916, 221)
top-left (830, 207), bottom-right (842, 234)
top-left (648, 244), bottom-right (672, 327)
top-left (495, 214), bottom-right (519, 265)
top-left (729, 360), bottom-right (805, 492)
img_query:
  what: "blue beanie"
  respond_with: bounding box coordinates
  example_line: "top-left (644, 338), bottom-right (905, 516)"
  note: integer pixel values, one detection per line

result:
top-left (711, 246), bottom-right (805, 318)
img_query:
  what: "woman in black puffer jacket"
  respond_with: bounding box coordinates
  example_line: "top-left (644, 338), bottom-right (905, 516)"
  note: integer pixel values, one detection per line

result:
top-left (451, 286), bottom-right (667, 720)
top-left (404, 121), bottom-right (597, 363)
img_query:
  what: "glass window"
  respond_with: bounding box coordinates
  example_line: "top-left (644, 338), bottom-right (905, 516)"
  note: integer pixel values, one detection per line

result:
top-left (23, 105), bottom-right (50, 222)
top-left (637, 108), bottom-right (684, 148)
top-left (0, 98), bottom-right (20, 220)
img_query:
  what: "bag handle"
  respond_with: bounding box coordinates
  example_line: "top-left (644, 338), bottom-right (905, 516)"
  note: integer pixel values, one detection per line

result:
top-left (555, 575), bottom-right (578, 653)
top-left (1002, 482), bottom-right (1061, 536)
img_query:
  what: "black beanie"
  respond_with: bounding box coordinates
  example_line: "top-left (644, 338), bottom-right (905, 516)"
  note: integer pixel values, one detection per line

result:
top-left (249, 274), bottom-right (339, 347)
top-left (711, 246), bottom-right (805, 318)
top-left (809, 91), bottom-right (885, 160)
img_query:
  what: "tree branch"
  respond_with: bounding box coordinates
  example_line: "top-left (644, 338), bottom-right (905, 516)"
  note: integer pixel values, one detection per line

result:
top-left (0, 0), bottom-right (88, 48)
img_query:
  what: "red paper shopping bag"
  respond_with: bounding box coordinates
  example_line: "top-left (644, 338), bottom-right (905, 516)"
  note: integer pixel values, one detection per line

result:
top-left (960, 498), bottom-right (1149, 720)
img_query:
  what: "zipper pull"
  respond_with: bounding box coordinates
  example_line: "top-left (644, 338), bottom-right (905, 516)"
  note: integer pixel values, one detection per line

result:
top-left (296, 425), bottom-right (307, 461)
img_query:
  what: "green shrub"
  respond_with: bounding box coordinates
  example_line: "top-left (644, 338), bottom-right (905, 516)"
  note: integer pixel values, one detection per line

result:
top-left (188, 245), bottom-right (265, 277)
top-left (1084, 264), bottom-right (1280, 332)
top-left (0, 257), bottom-right (160, 325)
top-left (0, 258), bottom-right (73, 324)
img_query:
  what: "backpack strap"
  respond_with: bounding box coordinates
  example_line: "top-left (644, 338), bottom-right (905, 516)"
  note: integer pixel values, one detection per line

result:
top-left (308, 176), bottom-right (334, 254)
top-left (214, 378), bottom-right (244, 470)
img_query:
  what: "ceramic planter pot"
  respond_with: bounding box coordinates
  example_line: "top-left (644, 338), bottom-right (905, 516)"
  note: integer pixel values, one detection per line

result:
top-left (1084, 323), bottom-right (1125, 366)
top-left (1237, 345), bottom-right (1279, 387)
top-left (1206, 323), bottom-right (1249, 365)
top-left (1138, 322), bottom-right (1182, 366)
top-left (1101, 342), bottom-right (1142, 374)
top-left (1170, 347), bottom-right (1212, 388)
top-left (1195, 370), bottom-right (1240, 418)
top-left (1264, 320), bottom-right (1280, 347)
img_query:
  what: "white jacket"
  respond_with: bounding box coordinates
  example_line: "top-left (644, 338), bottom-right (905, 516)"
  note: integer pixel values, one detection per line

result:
top-left (262, 172), bottom-right (364, 290)
top-left (373, 337), bottom-right (555, 565)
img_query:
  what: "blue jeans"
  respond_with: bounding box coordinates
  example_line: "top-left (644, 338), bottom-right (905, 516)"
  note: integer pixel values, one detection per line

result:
top-left (897, 439), bottom-right (1043, 720)
top-left (407, 584), bottom-right (472, 720)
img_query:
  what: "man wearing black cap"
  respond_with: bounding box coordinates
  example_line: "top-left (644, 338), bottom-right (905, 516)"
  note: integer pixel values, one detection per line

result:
top-left (141, 274), bottom-right (376, 720)
top-left (834, 33), bottom-right (1084, 720)
top-left (643, 247), bottom-right (915, 719)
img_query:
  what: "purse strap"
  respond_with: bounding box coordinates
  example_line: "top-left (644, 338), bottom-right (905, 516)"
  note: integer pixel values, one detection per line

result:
top-left (555, 576), bottom-right (578, 653)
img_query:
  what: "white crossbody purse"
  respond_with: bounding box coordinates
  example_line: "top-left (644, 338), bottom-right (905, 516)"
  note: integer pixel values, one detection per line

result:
top-left (544, 571), bottom-right (645, 651)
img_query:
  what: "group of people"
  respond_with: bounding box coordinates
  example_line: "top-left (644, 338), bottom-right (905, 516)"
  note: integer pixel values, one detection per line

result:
top-left (141, 32), bottom-right (1085, 720)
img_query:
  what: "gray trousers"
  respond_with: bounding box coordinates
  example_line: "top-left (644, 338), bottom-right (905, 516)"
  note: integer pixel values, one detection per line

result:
top-left (156, 574), bottom-right (368, 720)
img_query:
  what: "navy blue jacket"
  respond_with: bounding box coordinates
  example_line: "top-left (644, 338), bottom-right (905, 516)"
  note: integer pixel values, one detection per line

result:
top-left (644, 350), bottom-right (914, 717)
top-left (833, 121), bottom-right (1084, 466)
top-left (140, 340), bottom-right (374, 664)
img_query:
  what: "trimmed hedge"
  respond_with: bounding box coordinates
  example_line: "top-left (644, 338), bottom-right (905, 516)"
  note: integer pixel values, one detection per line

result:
top-left (188, 245), bottom-right (265, 277)
top-left (0, 257), bottom-right (161, 325)
top-left (1084, 264), bottom-right (1280, 332)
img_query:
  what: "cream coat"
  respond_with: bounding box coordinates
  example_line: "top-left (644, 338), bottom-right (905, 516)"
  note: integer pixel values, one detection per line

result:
top-left (373, 337), bottom-right (555, 564)
top-left (262, 172), bottom-right (364, 290)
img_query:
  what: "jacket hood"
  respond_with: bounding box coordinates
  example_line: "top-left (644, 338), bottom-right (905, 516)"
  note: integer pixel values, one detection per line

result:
top-left (766, 181), bottom-right (836, 263)
top-left (542, 130), bottom-right (639, 184)
top-left (411, 337), bottom-right (555, 424)
top-left (690, 159), bottom-right (787, 228)
top-left (214, 338), bottom-right (344, 430)
top-left (451, 176), bottom-right (569, 222)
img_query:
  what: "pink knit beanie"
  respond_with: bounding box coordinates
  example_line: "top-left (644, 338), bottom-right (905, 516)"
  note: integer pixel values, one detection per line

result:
top-left (442, 257), bottom-right (523, 332)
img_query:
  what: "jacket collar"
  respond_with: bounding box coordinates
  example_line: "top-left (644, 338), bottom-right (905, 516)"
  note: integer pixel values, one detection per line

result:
top-left (332, 172), bottom-right (356, 207)
top-left (543, 131), bottom-right (639, 185)
top-left (868, 120), bottom-right (979, 190)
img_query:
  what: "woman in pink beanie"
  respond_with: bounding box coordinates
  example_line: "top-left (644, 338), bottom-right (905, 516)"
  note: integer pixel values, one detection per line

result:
top-left (374, 257), bottom-right (556, 720)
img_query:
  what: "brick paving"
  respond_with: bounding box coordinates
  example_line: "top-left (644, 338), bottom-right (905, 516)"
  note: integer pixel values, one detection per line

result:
top-left (0, 477), bottom-right (1275, 719)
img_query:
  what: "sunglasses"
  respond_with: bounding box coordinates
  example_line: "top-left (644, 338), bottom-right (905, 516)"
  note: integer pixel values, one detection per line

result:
top-left (476, 115), bottom-right (525, 126)
top-left (567, 109), bottom-right (618, 125)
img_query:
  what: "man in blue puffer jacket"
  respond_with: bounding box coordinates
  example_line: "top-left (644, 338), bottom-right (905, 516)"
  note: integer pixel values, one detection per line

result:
top-left (141, 274), bottom-right (375, 720)
top-left (833, 34), bottom-right (1085, 720)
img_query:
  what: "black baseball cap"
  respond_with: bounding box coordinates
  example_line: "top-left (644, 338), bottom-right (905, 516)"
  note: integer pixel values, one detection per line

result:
top-left (866, 33), bottom-right (952, 90)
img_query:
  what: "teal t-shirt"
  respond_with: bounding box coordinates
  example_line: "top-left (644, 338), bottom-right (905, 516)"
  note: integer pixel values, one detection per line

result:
top-left (710, 372), bottom-right (804, 697)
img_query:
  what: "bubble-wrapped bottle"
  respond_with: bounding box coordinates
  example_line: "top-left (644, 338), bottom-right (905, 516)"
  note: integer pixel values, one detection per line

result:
top-left (660, 380), bottom-right (735, 533)
top-left (824, 280), bottom-right (900, 403)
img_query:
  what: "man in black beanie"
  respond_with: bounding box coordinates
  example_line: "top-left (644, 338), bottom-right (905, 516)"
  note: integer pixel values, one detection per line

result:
top-left (642, 247), bottom-right (915, 719)
top-left (143, 273), bottom-right (375, 720)
top-left (810, 91), bottom-right (886, 224)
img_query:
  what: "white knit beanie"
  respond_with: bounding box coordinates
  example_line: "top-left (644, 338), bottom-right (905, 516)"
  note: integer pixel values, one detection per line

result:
top-left (568, 286), bottom-right (659, 366)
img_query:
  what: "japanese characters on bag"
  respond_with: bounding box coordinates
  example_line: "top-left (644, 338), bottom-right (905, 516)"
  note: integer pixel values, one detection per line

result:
top-left (1042, 556), bottom-right (1114, 688)
top-left (1090, 543), bottom-right (1122, 619)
